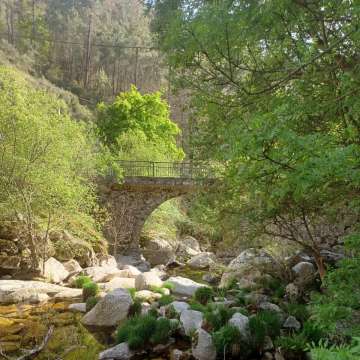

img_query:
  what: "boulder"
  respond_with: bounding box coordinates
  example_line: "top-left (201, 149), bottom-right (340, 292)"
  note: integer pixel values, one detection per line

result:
top-left (182, 236), bottom-right (201, 252)
top-left (283, 316), bottom-right (301, 331)
top-left (187, 252), bottom-right (216, 269)
top-left (121, 265), bottom-right (141, 278)
top-left (135, 290), bottom-right (162, 302)
top-left (99, 342), bottom-right (134, 360)
top-left (150, 266), bottom-right (167, 280)
top-left (0, 280), bottom-right (70, 304)
top-left (192, 329), bottom-right (216, 360)
top-left (285, 283), bottom-right (299, 301)
top-left (142, 238), bottom-right (175, 266)
top-left (116, 254), bottom-right (150, 272)
top-left (98, 255), bottom-right (118, 269)
top-left (63, 259), bottom-right (82, 273)
top-left (50, 230), bottom-right (98, 267)
top-left (258, 302), bottom-right (283, 314)
top-left (81, 288), bottom-right (132, 327)
top-left (167, 276), bottom-right (205, 297)
top-left (69, 303), bottom-right (86, 313)
top-left (43, 257), bottom-right (69, 284)
top-left (180, 310), bottom-right (203, 336)
top-left (170, 301), bottom-right (190, 314)
top-left (29, 293), bottom-right (50, 304)
top-left (292, 261), bottom-right (316, 281)
top-left (104, 278), bottom-right (135, 291)
top-left (229, 313), bottom-right (250, 338)
top-left (170, 349), bottom-right (190, 360)
top-left (228, 248), bottom-right (273, 271)
top-left (54, 288), bottom-right (83, 301)
top-left (83, 266), bottom-right (120, 283)
top-left (202, 273), bottom-right (220, 285)
top-left (177, 236), bottom-right (201, 259)
top-left (135, 272), bottom-right (163, 291)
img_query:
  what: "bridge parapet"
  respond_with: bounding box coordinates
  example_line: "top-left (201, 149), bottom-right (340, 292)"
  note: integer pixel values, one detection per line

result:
top-left (118, 160), bottom-right (213, 179)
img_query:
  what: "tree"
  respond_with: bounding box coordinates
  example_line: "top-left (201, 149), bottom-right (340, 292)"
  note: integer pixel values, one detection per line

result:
top-left (0, 66), bottom-right (100, 270)
top-left (152, 0), bottom-right (360, 278)
top-left (97, 86), bottom-right (184, 161)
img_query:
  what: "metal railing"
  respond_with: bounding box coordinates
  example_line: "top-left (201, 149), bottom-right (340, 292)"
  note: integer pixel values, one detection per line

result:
top-left (118, 160), bottom-right (213, 179)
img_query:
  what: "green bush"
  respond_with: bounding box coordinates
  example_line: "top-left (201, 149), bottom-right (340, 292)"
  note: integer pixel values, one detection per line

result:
top-left (275, 334), bottom-right (308, 352)
top-left (82, 282), bottom-right (99, 302)
top-left (148, 308), bottom-right (159, 318)
top-left (128, 299), bottom-right (142, 317)
top-left (128, 288), bottom-right (136, 300)
top-left (150, 285), bottom-right (168, 295)
top-left (189, 301), bottom-right (207, 313)
top-left (163, 281), bottom-right (175, 291)
top-left (212, 325), bottom-right (241, 356)
top-left (310, 338), bottom-right (360, 360)
top-left (85, 296), bottom-right (99, 312)
top-left (158, 295), bottom-right (175, 307)
top-left (74, 275), bottom-right (92, 289)
top-left (249, 310), bottom-right (281, 348)
top-left (204, 304), bottom-right (236, 331)
top-left (285, 302), bottom-right (310, 323)
top-left (302, 320), bottom-right (325, 345)
top-left (194, 287), bottom-right (214, 305)
top-left (150, 317), bottom-right (172, 344)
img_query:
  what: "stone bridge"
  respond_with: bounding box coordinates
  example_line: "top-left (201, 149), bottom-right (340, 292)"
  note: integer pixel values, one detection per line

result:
top-left (104, 161), bottom-right (213, 255)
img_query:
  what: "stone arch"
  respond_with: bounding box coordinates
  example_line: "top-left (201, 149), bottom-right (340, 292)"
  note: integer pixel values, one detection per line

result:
top-left (104, 177), bottom-right (197, 255)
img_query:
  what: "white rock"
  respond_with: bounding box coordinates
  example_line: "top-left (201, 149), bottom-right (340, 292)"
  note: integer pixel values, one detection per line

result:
top-left (229, 312), bottom-right (250, 337)
top-left (29, 293), bottom-right (50, 304)
top-left (54, 288), bottom-right (83, 300)
top-left (170, 301), bottom-right (190, 314)
top-left (192, 329), bottom-right (216, 360)
top-left (135, 272), bottom-right (163, 291)
top-left (135, 290), bottom-right (162, 302)
top-left (63, 259), bottom-right (82, 273)
top-left (98, 255), bottom-right (118, 269)
top-left (283, 316), bottom-right (301, 331)
top-left (69, 303), bottom-right (87, 313)
top-left (121, 265), bottom-right (141, 278)
top-left (292, 262), bottom-right (316, 280)
top-left (182, 236), bottom-right (201, 252)
top-left (44, 257), bottom-right (69, 283)
top-left (142, 237), bottom-right (175, 266)
top-left (180, 309), bottom-right (203, 336)
top-left (187, 252), bottom-right (216, 269)
top-left (99, 342), bottom-right (134, 360)
top-left (83, 266), bottom-right (121, 283)
top-left (167, 276), bottom-right (205, 297)
top-left (81, 288), bottom-right (132, 327)
top-left (104, 278), bottom-right (135, 291)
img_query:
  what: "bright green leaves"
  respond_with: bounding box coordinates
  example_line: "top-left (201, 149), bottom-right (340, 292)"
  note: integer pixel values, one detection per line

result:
top-left (97, 86), bottom-right (184, 162)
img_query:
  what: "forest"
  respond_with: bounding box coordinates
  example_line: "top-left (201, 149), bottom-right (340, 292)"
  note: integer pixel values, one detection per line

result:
top-left (0, 1), bottom-right (359, 360)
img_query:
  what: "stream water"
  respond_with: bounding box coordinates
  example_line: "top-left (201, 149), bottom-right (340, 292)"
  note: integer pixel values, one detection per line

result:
top-left (0, 267), bottom-right (208, 359)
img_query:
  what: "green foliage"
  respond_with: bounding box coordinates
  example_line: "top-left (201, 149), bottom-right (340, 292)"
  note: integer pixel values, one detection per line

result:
top-left (310, 338), bottom-right (360, 360)
top-left (148, 308), bottom-right (159, 318)
top-left (74, 276), bottom-right (92, 289)
top-left (275, 334), bottom-right (308, 352)
top-left (284, 303), bottom-right (310, 323)
top-left (128, 288), bottom-right (136, 301)
top-left (97, 86), bottom-right (184, 162)
top-left (194, 287), bottom-right (214, 305)
top-left (82, 282), bottom-right (99, 302)
top-left (212, 325), bottom-right (241, 357)
top-left (249, 311), bottom-right (282, 348)
top-left (116, 314), bottom-right (173, 350)
top-left (128, 299), bottom-right (142, 318)
top-left (149, 285), bottom-right (168, 296)
top-left (158, 295), bottom-right (175, 307)
top-left (204, 304), bottom-right (236, 332)
top-left (162, 282), bottom-right (175, 291)
top-left (165, 305), bottom-right (179, 319)
top-left (189, 301), bottom-right (206, 313)
top-left (85, 296), bottom-right (99, 312)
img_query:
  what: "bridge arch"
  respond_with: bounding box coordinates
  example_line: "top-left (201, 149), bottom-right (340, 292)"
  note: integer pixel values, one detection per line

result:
top-left (104, 161), bottom-right (211, 256)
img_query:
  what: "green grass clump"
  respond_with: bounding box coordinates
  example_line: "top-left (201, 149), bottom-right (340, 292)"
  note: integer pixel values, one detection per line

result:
top-left (85, 296), bottom-right (99, 312)
top-left (275, 333), bottom-right (308, 352)
top-left (148, 308), bottom-right (159, 318)
top-left (82, 281), bottom-right (99, 302)
top-left (284, 302), bottom-right (310, 323)
top-left (150, 285), bottom-right (168, 295)
top-left (189, 301), bottom-right (207, 313)
top-left (249, 310), bottom-right (282, 348)
top-left (116, 314), bottom-right (174, 350)
top-left (163, 281), bottom-right (175, 291)
top-left (128, 299), bottom-right (142, 317)
top-left (212, 325), bottom-right (241, 356)
top-left (74, 275), bottom-right (92, 288)
top-left (194, 286), bottom-right (214, 305)
top-left (204, 304), bottom-right (236, 331)
top-left (158, 294), bottom-right (175, 307)
top-left (128, 288), bottom-right (136, 300)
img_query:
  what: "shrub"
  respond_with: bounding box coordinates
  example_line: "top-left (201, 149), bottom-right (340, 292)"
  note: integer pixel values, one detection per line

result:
top-left (212, 325), bottom-right (241, 356)
top-left (74, 275), bottom-right (92, 288)
top-left (150, 317), bottom-right (172, 344)
top-left (82, 282), bottom-right (99, 302)
top-left (189, 301), bottom-right (207, 313)
top-left (301, 320), bottom-right (325, 345)
top-left (249, 310), bottom-right (281, 348)
top-left (128, 299), bottom-right (142, 317)
top-left (128, 288), bottom-right (136, 300)
top-left (285, 302), bottom-right (310, 323)
top-left (85, 296), bottom-right (99, 312)
top-left (163, 281), bottom-right (175, 291)
top-left (204, 304), bottom-right (236, 331)
top-left (310, 338), bottom-right (360, 360)
top-left (194, 287), bottom-right (214, 305)
top-left (158, 295), bottom-right (175, 307)
top-left (148, 308), bottom-right (159, 318)
top-left (275, 334), bottom-right (308, 352)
